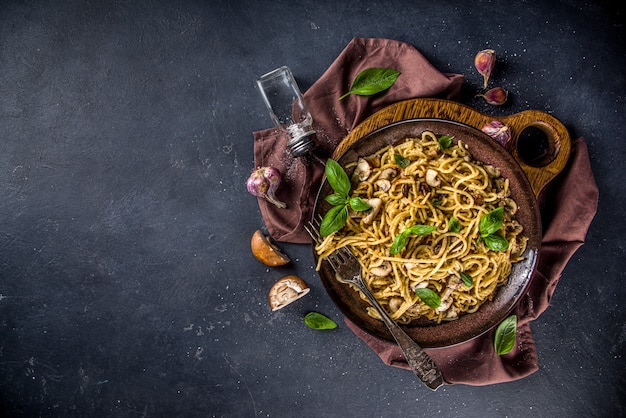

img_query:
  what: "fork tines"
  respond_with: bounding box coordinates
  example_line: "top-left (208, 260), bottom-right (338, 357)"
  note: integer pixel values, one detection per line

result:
top-left (305, 215), bottom-right (323, 244)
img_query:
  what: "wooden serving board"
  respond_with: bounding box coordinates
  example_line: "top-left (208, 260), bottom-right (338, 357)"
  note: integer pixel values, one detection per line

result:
top-left (333, 98), bottom-right (571, 197)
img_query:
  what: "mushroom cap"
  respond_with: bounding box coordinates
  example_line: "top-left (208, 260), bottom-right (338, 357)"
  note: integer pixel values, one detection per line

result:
top-left (268, 275), bottom-right (310, 311)
top-left (250, 230), bottom-right (290, 267)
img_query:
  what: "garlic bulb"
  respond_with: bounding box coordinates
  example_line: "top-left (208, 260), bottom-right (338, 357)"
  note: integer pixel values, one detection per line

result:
top-left (246, 166), bottom-right (286, 208)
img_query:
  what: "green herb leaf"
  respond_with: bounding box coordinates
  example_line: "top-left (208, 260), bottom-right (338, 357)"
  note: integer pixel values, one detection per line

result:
top-left (339, 68), bottom-right (401, 100)
top-left (407, 225), bottom-right (437, 236)
top-left (479, 206), bottom-right (505, 237)
top-left (432, 199), bottom-right (442, 206)
top-left (394, 153), bottom-right (410, 168)
top-left (449, 217), bottom-right (461, 233)
top-left (349, 196), bottom-right (371, 212)
top-left (415, 288), bottom-right (441, 309)
top-left (320, 204), bottom-right (349, 236)
top-left (389, 231), bottom-right (409, 255)
top-left (304, 312), bottom-right (337, 330)
top-left (483, 233), bottom-right (510, 251)
top-left (438, 135), bottom-right (453, 150)
top-left (494, 314), bottom-right (517, 355)
top-left (389, 225), bottom-right (435, 255)
top-left (325, 193), bottom-right (347, 206)
top-left (325, 159), bottom-right (351, 198)
top-left (460, 272), bottom-right (473, 287)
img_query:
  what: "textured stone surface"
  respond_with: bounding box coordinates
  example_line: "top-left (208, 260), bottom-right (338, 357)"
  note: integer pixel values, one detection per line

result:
top-left (0, 1), bottom-right (624, 416)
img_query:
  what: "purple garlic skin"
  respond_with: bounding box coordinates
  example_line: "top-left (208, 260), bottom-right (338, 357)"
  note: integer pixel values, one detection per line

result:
top-left (482, 120), bottom-right (512, 147)
top-left (246, 166), bottom-right (287, 208)
top-left (474, 49), bottom-right (496, 89)
top-left (478, 87), bottom-right (508, 106)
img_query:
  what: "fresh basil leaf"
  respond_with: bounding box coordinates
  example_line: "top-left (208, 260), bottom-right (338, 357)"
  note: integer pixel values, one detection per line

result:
top-left (460, 272), bottom-right (473, 287)
top-left (494, 314), bottom-right (517, 355)
top-left (483, 233), bottom-right (509, 251)
top-left (349, 196), bottom-right (371, 212)
top-left (394, 153), bottom-right (410, 168)
top-left (415, 288), bottom-right (441, 309)
top-left (389, 225), bottom-right (435, 255)
top-left (407, 225), bottom-right (437, 236)
top-left (320, 204), bottom-right (349, 236)
top-left (449, 217), bottom-right (461, 233)
top-left (479, 206), bottom-right (505, 237)
top-left (389, 231), bottom-right (409, 255)
top-left (325, 193), bottom-right (347, 206)
top-left (438, 135), bottom-right (453, 150)
top-left (325, 159), bottom-right (351, 198)
top-left (339, 68), bottom-right (401, 100)
top-left (304, 312), bottom-right (337, 330)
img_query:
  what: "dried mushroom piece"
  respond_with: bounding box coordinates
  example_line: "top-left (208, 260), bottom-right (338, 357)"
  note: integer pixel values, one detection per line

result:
top-left (362, 198), bottom-right (382, 224)
top-left (268, 275), bottom-right (310, 311)
top-left (353, 158), bottom-right (371, 182)
top-left (250, 230), bottom-right (290, 267)
top-left (425, 169), bottom-right (441, 187)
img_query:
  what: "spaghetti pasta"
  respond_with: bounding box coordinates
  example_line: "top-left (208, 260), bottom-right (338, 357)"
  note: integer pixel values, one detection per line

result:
top-left (314, 131), bottom-right (527, 324)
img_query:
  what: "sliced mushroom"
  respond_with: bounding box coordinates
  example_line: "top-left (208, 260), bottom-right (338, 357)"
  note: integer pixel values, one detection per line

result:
top-left (353, 158), bottom-right (371, 182)
top-left (379, 167), bottom-right (398, 181)
top-left (425, 169), bottom-right (441, 188)
top-left (436, 277), bottom-right (462, 312)
top-left (495, 178), bottom-right (511, 198)
top-left (405, 262), bottom-right (418, 270)
top-left (502, 197), bottom-right (518, 215)
top-left (362, 198), bottom-right (382, 224)
top-left (388, 297), bottom-right (404, 312)
top-left (436, 288), bottom-right (454, 312)
top-left (251, 230), bottom-right (290, 267)
top-left (374, 179), bottom-right (391, 192)
top-left (370, 261), bottom-right (392, 277)
top-left (484, 164), bottom-right (501, 178)
top-left (268, 275), bottom-right (310, 311)
top-left (444, 307), bottom-right (460, 320)
top-left (413, 281), bottom-right (429, 290)
top-left (508, 219), bottom-right (523, 234)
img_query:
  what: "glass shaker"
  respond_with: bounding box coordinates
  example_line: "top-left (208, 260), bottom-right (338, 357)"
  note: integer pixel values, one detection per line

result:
top-left (256, 66), bottom-right (317, 157)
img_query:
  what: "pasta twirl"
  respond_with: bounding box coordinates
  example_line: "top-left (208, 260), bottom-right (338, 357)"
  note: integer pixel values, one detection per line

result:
top-left (314, 131), bottom-right (527, 324)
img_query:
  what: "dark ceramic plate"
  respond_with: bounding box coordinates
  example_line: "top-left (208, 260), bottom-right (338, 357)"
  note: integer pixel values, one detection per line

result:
top-left (312, 119), bottom-right (542, 348)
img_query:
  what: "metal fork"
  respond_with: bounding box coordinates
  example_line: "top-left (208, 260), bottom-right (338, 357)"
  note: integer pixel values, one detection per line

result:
top-left (305, 218), bottom-right (444, 391)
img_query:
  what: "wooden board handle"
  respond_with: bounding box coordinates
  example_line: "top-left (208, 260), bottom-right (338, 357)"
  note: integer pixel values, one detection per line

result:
top-left (333, 98), bottom-right (571, 196)
top-left (500, 110), bottom-right (571, 196)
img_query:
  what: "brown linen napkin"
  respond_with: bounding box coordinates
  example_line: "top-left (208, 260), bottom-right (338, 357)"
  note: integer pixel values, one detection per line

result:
top-left (347, 136), bottom-right (599, 385)
top-left (253, 38), bottom-right (463, 243)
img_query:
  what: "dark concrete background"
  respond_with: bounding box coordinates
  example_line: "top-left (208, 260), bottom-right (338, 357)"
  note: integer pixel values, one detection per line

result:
top-left (1, 0), bottom-right (624, 416)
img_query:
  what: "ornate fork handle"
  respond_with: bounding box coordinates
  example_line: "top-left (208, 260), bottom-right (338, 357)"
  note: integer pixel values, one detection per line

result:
top-left (348, 274), bottom-right (444, 390)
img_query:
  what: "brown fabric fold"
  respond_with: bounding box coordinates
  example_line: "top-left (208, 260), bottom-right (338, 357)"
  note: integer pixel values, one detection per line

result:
top-left (347, 136), bottom-right (598, 385)
top-left (253, 38), bottom-right (463, 243)
top-left (252, 38), bottom-right (599, 386)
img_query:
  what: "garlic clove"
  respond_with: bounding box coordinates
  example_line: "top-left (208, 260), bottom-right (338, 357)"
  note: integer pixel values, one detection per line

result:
top-left (481, 120), bottom-right (512, 147)
top-left (474, 49), bottom-right (496, 89)
top-left (477, 87), bottom-right (508, 106)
